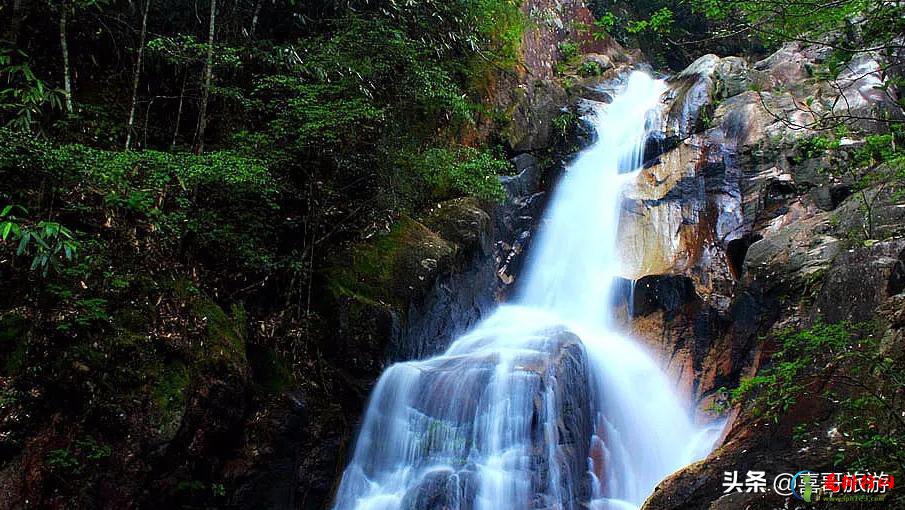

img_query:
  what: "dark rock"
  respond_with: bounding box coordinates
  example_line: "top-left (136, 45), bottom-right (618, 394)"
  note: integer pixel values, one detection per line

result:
top-left (833, 181), bottom-right (905, 240)
top-left (400, 468), bottom-right (460, 510)
top-left (392, 199), bottom-right (497, 361)
top-left (631, 275), bottom-right (698, 319)
top-left (503, 79), bottom-right (569, 152)
top-left (574, 117), bottom-right (597, 149)
top-left (572, 84), bottom-right (613, 104)
top-left (333, 295), bottom-right (398, 381)
top-left (642, 134), bottom-right (681, 169)
top-left (501, 154), bottom-right (542, 198)
top-left (813, 240), bottom-right (905, 324)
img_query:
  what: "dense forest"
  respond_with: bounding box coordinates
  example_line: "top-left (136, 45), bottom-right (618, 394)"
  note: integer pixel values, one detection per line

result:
top-left (0, 0), bottom-right (903, 509)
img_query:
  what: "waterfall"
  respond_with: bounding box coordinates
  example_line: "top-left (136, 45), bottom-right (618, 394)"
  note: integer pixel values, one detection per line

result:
top-left (332, 71), bottom-right (721, 510)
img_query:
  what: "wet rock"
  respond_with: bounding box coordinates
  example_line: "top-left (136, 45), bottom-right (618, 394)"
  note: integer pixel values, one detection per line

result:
top-left (572, 84), bottom-right (613, 104)
top-left (400, 467), bottom-right (460, 510)
top-left (351, 329), bottom-right (595, 509)
top-left (664, 54), bottom-right (721, 138)
top-left (394, 199), bottom-right (497, 360)
top-left (501, 153), bottom-right (542, 197)
top-left (619, 138), bottom-right (743, 310)
top-left (641, 133), bottom-right (681, 168)
top-left (631, 275), bottom-right (698, 319)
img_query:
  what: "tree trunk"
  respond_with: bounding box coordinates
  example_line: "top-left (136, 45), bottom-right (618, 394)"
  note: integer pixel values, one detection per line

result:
top-left (193, 0), bottom-right (216, 155)
top-left (2, 0), bottom-right (24, 45)
top-left (171, 69), bottom-right (187, 150)
top-left (60, 1), bottom-right (73, 114)
top-left (125, 0), bottom-right (151, 151)
top-left (249, 0), bottom-right (262, 38)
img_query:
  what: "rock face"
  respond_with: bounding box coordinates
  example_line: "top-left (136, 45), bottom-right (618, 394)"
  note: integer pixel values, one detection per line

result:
top-left (493, 0), bottom-right (631, 152)
top-left (617, 34), bottom-right (905, 510)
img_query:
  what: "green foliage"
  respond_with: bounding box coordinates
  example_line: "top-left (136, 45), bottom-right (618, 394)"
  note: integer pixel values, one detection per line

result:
top-left (723, 321), bottom-right (905, 471)
top-left (47, 448), bottom-right (81, 473)
top-left (0, 128), bottom-right (279, 270)
top-left (152, 361), bottom-right (189, 436)
top-left (249, 8), bottom-right (517, 153)
top-left (0, 314), bottom-right (28, 376)
top-left (579, 60), bottom-right (605, 77)
top-left (553, 112), bottom-right (579, 139)
top-left (369, 0), bottom-right (525, 66)
top-left (47, 436), bottom-right (113, 476)
top-left (795, 135), bottom-right (841, 161)
top-left (57, 298), bottom-right (111, 333)
top-left (626, 7), bottom-right (674, 35)
top-left (594, 12), bottom-right (618, 34)
top-left (397, 146), bottom-right (509, 203)
top-left (795, 128), bottom-right (904, 238)
top-left (558, 41), bottom-right (580, 61)
top-left (727, 322), bottom-right (854, 421)
top-left (1, 205), bottom-right (78, 276)
top-left (693, 0), bottom-right (904, 51)
top-left (587, 1), bottom-right (719, 69)
top-left (147, 35), bottom-right (242, 70)
top-left (0, 48), bottom-right (64, 133)
top-left (0, 1), bottom-right (531, 506)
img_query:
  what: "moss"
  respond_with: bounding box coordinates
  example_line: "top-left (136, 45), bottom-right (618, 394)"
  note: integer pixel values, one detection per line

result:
top-left (327, 216), bottom-right (454, 306)
top-left (151, 360), bottom-right (190, 438)
top-left (192, 300), bottom-right (247, 367)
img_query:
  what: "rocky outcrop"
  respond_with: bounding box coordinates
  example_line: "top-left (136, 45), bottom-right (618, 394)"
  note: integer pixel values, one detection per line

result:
top-left (327, 197), bottom-right (497, 384)
top-left (624, 33), bottom-right (905, 510)
top-left (493, 0), bottom-right (631, 152)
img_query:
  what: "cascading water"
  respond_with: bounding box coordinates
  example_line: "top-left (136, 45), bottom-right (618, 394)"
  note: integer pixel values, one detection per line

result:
top-left (333, 71), bottom-right (721, 510)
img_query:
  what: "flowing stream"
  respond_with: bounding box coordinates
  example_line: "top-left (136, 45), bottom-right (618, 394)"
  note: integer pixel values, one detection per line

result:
top-left (333, 71), bottom-right (721, 510)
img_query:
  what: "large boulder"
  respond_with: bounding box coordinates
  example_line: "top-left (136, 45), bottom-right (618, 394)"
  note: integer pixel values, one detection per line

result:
top-left (328, 197), bottom-right (497, 377)
top-left (502, 79), bottom-right (570, 152)
top-left (334, 327), bottom-right (596, 510)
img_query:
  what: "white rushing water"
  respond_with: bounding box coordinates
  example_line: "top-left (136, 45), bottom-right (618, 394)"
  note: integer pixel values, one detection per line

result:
top-left (333, 71), bottom-right (721, 510)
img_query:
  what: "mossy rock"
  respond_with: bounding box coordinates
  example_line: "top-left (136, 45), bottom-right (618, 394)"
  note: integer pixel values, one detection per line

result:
top-left (151, 360), bottom-right (190, 441)
top-left (191, 300), bottom-right (248, 370)
top-left (327, 216), bottom-right (457, 307)
top-left (332, 293), bottom-right (398, 379)
top-left (422, 197), bottom-right (491, 248)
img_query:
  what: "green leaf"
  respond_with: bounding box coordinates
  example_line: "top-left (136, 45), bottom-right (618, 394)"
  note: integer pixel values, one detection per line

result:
top-left (16, 233), bottom-right (30, 255)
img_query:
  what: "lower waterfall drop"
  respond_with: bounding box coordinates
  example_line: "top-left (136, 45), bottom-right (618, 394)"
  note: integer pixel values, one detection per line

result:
top-left (332, 71), bottom-right (722, 510)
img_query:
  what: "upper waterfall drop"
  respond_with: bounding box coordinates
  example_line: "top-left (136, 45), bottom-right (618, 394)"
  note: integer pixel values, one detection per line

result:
top-left (332, 71), bottom-right (720, 510)
top-left (517, 71), bottom-right (666, 329)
